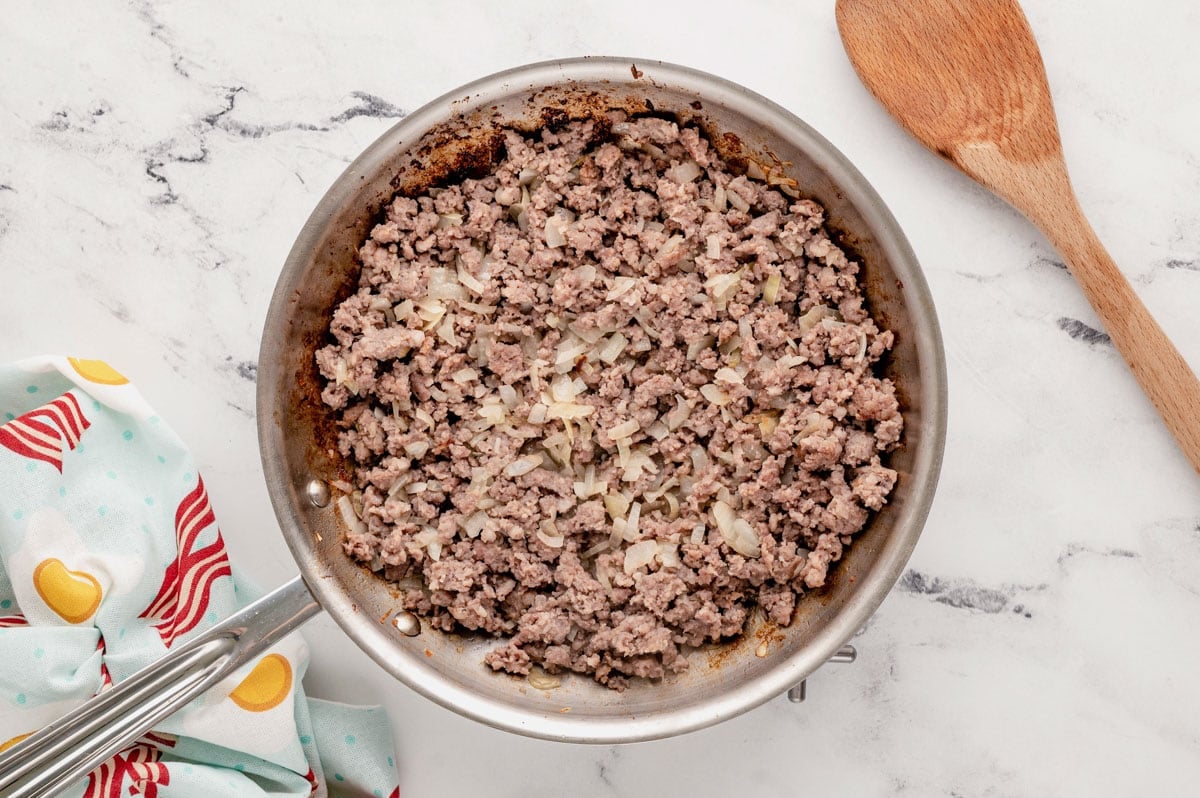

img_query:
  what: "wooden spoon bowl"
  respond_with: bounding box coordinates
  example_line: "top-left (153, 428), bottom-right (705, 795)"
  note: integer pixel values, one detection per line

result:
top-left (837, 0), bottom-right (1200, 474)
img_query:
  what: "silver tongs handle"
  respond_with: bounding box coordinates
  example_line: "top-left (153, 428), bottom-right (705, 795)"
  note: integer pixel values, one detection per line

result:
top-left (0, 575), bottom-right (320, 798)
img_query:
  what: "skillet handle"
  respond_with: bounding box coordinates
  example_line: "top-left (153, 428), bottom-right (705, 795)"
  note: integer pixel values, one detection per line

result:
top-left (0, 575), bottom-right (321, 798)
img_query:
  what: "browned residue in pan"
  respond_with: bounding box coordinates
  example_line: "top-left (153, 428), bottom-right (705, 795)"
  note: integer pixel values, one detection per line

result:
top-left (753, 619), bottom-right (787, 657)
top-left (704, 630), bottom-right (749, 670)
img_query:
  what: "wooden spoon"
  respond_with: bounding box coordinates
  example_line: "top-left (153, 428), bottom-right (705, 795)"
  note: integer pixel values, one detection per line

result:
top-left (837, 0), bottom-right (1200, 475)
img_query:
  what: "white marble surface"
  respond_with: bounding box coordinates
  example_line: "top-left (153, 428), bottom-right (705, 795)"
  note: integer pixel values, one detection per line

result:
top-left (2, 1), bottom-right (1199, 795)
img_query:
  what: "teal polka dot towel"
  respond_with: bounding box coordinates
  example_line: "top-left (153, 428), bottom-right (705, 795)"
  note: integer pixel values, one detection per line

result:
top-left (0, 357), bottom-right (400, 797)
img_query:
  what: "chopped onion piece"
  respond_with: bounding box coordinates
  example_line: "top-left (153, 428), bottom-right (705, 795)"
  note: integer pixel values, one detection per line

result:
top-left (460, 300), bottom-right (494, 316)
top-left (623, 451), bottom-right (658, 483)
top-left (550, 373), bottom-right (578, 402)
top-left (641, 141), bottom-right (667, 159)
top-left (598, 333), bottom-right (628, 364)
top-left (727, 188), bottom-right (751, 213)
top-left (555, 338), bottom-right (590, 368)
top-left (623, 539), bottom-right (658, 575)
top-left (596, 562), bottom-right (611, 591)
top-left (700, 383), bottom-right (731, 406)
top-left (546, 402), bottom-right (594, 420)
top-left (731, 518), bottom-right (761, 558)
top-left (498, 384), bottom-right (518, 406)
top-left (797, 305), bottom-right (838, 333)
top-left (457, 262), bottom-right (486, 294)
top-left (479, 402), bottom-right (507, 424)
top-left (714, 367), bottom-right (744, 385)
top-left (646, 420), bottom-right (669, 441)
top-left (545, 214), bottom-right (568, 248)
top-left (657, 542), bottom-right (681, 569)
top-left (763, 272), bottom-right (782, 304)
top-left (573, 482), bottom-right (588, 500)
top-left (690, 524), bottom-right (706, 545)
top-left (616, 439), bottom-right (631, 468)
top-left (582, 540), bottom-right (610, 558)
top-left (665, 398), bottom-right (691, 430)
top-left (704, 270), bottom-right (742, 300)
top-left (568, 322), bottom-right (606, 344)
top-left (336, 495), bottom-right (367, 536)
top-left (712, 500), bottom-right (736, 538)
top-left (451, 367), bottom-right (478, 384)
top-left (606, 276), bottom-right (637, 301)
top-left (686, 335), bottom-right (715, 361)
top-left (536, 526), bottom-right (565, 549)
top-left (608, 520), bottom-right (625, 549)
top-left (415, 298), bottom-right (446, 328)
top-left (714, 184), bottom-right (727, 211)
top-left (656, 235), bottom-right (685, 262)
top-left (776, 354), bottom-right (807, 369)
top-left (667, 160), bottom-right (703, 183)
top-left (403, 440), bottom-right (430, 459)
top-left (505, 453), bottom-right (544, 477)
top-left (706, 234), bottom-right (721, 260)
top-left (624, 501), bottom-right (642, 541)
top-left (528, 359), bottom-right (544, 392)
top-left (604, 492), bottom-right (631, 519)
top-left (609, 419), bottom-right (640, 440)
top-left (462, 511), bottom-right (488, 539)
top-left (527, 403), bottom-right (548, 424)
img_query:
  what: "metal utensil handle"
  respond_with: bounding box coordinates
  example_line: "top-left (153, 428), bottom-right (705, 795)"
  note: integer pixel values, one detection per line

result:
top-left (0, 575), bottom-right (321, 798)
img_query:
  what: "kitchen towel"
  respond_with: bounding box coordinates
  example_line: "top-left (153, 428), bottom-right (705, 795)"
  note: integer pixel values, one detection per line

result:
top-left (0, 355), bottom-right (399, 797)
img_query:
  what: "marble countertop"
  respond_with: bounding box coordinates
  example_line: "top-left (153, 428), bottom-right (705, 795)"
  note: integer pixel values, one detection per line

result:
top-left (3, 1), bottom-right (1198, 795)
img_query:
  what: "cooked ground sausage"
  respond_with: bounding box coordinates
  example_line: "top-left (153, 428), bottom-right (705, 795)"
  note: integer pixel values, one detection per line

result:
top-left (316, 114), bottom-right (902, 689)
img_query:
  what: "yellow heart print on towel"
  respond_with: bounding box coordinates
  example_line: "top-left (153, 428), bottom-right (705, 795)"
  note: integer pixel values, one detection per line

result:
top-left (33, 558), bottom-right (103, 624)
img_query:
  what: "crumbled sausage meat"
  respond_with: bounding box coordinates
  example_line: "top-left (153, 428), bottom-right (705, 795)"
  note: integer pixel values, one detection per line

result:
top-left (316, 115), bottom-right (902, 689)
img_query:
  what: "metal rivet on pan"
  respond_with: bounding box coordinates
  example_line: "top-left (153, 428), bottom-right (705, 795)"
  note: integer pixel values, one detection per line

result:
top-left (305, 478), bottom-right (330, 508)
top-left (787, 681), bottom-right (806, 703)
top-left (393, 611), bottom-right (420, 637)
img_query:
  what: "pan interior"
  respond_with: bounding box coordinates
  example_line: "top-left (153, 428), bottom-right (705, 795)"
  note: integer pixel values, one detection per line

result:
top-left (257, 58), bottom-right (945, 742)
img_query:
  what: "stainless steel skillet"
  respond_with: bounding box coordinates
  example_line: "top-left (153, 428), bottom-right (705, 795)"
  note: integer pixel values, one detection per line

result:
top-left (0, 57), bottom-right (946, 797)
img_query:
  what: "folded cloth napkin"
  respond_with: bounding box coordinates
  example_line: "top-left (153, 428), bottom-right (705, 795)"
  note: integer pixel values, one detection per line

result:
top-left (0, 356), bottom-right (399, 797)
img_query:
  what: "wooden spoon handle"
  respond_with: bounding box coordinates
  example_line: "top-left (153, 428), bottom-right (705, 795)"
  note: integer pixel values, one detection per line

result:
top-left (1044, 211), bottom-right (1200, 474)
